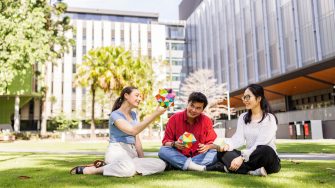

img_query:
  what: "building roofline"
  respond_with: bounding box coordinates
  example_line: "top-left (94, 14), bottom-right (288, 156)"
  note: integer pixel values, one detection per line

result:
top-left (67, 7), bottom-right (159, 18)
top-left (230, 56), bottom-right (335, 96)
top-left (158, 20), bottom-right (186, 26)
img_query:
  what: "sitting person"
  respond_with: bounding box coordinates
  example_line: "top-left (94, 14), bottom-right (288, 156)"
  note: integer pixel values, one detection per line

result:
top-left (70, 86), bottom-right (167, 177)
top-left (158, 92), bottom-right (219, 171)
top-left (207, 84), bottom-right (281, 176)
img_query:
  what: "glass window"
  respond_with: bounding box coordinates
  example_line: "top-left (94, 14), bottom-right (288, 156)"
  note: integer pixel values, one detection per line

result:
top-left (166, 43), bottom-right (170, 50)
top-left (72, 64), bottom-right (76, 74)
top-left (82, 46), bottom-right (87, 55)
top-left (172, 75), bottom-right (180, 81)
top-left (171, 59), bottom-right (183, 66)
top-left (148, 31), bottom-right (151, 43)
top-left (83, 27), bottom-right (86, 40)
top-left (171, 43), bottom-right (184, 51)
top-left (166, 26), bottom-right (184, 39)
top-left (67, 12), bottom-right (157, 23)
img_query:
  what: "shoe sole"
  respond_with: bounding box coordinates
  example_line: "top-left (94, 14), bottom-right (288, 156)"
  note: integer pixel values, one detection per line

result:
top-left (260, 167), bottom-right (268, 177)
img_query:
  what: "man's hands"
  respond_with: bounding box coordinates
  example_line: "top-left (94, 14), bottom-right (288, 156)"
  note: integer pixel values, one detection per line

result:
top-left (171, 142), bottom-right (210, 153)
top-left (170, 142), bottom-right (213, 154)
top-left (197, 143), bottom-right (210, 153)
top-left (173, 141), bottom-right (186, 150)
top-left (229, 156), bottom-right (244, 171)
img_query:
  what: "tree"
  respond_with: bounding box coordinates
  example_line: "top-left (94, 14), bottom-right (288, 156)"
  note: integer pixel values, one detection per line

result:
top-left (75, 46), bottom-right (156, 139)
top-left (180, 69), bottom-right (228, 119)
top-left (0, 0), bottom-right (74, 94)
top-left (0, 0), bottom-right (74, 134)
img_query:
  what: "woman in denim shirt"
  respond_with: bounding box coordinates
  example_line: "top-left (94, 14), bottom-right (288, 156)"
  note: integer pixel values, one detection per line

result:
top-left (71, 86), bottom-right (166, 177)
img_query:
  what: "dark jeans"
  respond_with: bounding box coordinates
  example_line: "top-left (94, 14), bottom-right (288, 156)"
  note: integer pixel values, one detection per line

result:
top-left (217, 145), bottom-right (281, 174)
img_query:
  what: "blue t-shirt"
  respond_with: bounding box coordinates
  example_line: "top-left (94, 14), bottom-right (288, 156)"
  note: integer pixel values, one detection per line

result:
top-left (109, 110), bottom-right (137, 144)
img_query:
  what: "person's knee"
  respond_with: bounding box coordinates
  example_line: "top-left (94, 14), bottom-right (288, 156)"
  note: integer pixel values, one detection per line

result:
top-left (156, 158), bottom-right (167, 172)
top-left (158, 146), bottom-right (171, 159)
top-left (207, 149), bottom-right (217, 154)
top-left (117, 161), bottom-right (136, 177)
top-left (257, 145), bottom-right (275, 154)
top-left (219, 150), bottom-right (241, 167)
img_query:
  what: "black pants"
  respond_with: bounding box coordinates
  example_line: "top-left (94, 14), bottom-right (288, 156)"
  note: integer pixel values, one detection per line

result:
top-left (217, 145), bottom-right (281, 174)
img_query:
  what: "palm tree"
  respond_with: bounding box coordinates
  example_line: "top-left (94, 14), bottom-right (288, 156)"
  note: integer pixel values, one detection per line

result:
top-left (75, 47), bottom-right (125, 138)
top-left (75, 46), bottom-right (156, 139)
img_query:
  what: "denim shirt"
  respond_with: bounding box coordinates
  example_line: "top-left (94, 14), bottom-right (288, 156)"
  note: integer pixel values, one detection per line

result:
top-left (109, 110), bottom-right (137, 144)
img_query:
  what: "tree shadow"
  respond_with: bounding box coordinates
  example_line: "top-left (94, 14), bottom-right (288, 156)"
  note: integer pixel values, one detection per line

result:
top-left (0, 153), bottom-right (34, 163)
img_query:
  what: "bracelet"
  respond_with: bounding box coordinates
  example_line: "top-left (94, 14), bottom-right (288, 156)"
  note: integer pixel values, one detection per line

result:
top-left (171, 141), bottom-right (175, 148)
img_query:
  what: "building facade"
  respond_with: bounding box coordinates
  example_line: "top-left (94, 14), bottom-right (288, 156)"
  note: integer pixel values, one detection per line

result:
top-left (161, 20), bottom-right (186, 109)
top-left (11, 7), bottom-right (186, 131)
top-left (181, 0), bottom-right (335, 138)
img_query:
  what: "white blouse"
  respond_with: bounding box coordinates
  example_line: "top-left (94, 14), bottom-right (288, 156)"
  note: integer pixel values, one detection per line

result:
top-left (225, 112), bottom-right (278, 162)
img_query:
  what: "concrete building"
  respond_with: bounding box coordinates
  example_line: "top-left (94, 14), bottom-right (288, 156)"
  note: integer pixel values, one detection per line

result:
top-left (180, 0), bottom-right (335, 138)
top-left (46, 7), bottom-right (166, 123)
top-left (0, 7), bottom-right (186, 131)
top-left (161, 20), bottom-right (186, 109)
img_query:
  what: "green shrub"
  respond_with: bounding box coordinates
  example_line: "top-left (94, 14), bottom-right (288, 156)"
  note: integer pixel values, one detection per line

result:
top-left (82, 119), bottom-right (108, 129)
top-left (47, 115), bottom-right (79, 131)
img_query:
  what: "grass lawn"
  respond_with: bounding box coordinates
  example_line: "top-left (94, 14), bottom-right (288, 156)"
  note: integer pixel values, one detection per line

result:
top-left (0, 152), bottom-right (334, 188)
top-left (276, 142), bottom-right (335, 153)
top-left (0, 139), bottom-right (334, 153)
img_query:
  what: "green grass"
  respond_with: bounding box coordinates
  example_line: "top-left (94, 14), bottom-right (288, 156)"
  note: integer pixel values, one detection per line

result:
top-left (0, 153), bottom-right (334, 188)
top-left (276, 142), bottom-right (335, 153)
top-left (0, 139), bottom-right (334, 153)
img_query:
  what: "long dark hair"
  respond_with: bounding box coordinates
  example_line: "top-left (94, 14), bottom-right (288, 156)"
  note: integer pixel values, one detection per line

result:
top-left (243, 84), bottom-right (278, 124)
top-left (112, 86), bottom-right (138, 112)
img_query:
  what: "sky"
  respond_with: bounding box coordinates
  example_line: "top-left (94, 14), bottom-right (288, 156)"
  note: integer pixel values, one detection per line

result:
top-left (62, 0), bottom-right (182, 20)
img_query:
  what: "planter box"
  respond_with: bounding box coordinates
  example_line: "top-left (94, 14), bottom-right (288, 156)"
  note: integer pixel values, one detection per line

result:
top-left (0, 135), bottom-right (16, 141)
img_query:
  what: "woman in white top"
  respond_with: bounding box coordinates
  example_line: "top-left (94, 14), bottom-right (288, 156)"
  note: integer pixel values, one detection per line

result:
top-left (207, 84), bottom-right (281, 176)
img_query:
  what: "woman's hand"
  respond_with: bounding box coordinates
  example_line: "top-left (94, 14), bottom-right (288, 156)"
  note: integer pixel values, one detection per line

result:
top-left (229, 156), bottom-right (244, 171)
top-left (222, 144), bottom-right (229, 151)
top-left (198, 143), bottom-right (209, 153)
top-left (156, 106), bottom-right (167, 115)
top-left (216, 144), bottom-right (229, 152)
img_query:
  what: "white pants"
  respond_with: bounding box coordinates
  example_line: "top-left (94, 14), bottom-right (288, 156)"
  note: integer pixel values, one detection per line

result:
top-left (103, 142), bottom-right (166, 177)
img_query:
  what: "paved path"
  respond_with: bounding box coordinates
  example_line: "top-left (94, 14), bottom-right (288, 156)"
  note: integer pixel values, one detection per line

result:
top-left (0, 149), bottom-right (334, 160)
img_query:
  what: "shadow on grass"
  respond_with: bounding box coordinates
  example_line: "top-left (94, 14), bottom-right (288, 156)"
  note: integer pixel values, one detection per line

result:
top-left (0, 153), bottom-right (334, 188)
top-left (0, 153), bottom-right (34, 162)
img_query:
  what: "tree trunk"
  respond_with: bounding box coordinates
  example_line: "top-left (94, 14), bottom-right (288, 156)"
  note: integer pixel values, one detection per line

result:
top-left (14, 95), bottom-right (20, 132)
top-left (40, 98), bottom-right (47, 137)
top-left (90, 86), bottom-right (96, 139)
top-left (40, 64), bottom-right (49, 138)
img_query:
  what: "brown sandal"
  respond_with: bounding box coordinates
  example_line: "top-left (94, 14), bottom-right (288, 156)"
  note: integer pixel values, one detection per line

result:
top-left (93, 160), bottom-right (106, 168)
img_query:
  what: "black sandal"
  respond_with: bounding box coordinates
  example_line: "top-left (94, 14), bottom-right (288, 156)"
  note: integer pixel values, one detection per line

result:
top-left (70, 166), bottom-right (86, 174)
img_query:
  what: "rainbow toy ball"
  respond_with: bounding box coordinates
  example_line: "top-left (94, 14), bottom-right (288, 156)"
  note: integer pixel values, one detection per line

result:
top-left (177, 132), bottom-right (197, 148)
top-left (155, 88), bottom-right (176, 108)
